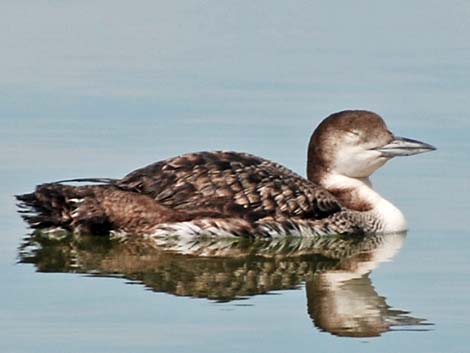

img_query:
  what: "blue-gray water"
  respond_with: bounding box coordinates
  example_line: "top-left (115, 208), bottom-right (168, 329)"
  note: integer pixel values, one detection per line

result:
top-left (1, 1), bottom-right (470, 352)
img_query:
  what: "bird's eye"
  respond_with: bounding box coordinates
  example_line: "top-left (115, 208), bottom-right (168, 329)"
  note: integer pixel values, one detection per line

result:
top-left (347, 130), bottom-right (361, 137)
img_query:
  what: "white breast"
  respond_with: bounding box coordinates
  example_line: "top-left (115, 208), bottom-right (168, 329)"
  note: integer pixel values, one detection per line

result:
top-left (322, 174), bottom-right (407, 233)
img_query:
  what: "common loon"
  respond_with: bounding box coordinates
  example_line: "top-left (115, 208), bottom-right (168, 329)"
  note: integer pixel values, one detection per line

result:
top-left (17, 110), bottom-right (435, 238)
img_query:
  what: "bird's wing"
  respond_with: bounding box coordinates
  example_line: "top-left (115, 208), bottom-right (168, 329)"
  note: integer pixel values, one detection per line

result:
top-left (116, 151), bottom-right (342, 221)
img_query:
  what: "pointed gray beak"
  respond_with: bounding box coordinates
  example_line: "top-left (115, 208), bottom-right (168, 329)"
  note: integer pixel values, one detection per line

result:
top-left (374, 136), bottom-right (436, 157)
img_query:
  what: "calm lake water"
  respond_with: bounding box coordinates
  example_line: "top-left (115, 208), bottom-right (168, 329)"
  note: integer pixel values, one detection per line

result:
top-left (1, 1), bottom-right (470, 352)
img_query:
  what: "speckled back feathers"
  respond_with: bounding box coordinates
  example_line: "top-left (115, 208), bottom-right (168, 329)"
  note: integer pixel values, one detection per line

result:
top-left (117, 151), bottom-right (342, 222)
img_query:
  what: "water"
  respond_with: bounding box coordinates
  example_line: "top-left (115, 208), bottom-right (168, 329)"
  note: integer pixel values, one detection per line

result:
top-left (1, 1), bottom-right (470, 352)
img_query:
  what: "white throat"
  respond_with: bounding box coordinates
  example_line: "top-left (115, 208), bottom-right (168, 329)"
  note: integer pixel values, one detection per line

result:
top-left (321, 174), bottom-right (407, 233)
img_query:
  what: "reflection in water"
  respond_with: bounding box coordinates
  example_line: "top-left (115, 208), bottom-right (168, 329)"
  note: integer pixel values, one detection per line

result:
top-left (19, 231), bottom-right (431, 337)
top-left (306, 274), bottom-right (426, 337)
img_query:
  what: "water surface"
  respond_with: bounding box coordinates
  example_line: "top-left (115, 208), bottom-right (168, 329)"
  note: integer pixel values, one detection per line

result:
top-left (1, 1), bottom-right (470, 352)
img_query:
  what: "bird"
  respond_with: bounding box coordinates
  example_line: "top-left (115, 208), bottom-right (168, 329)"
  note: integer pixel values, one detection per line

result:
top-left (16, 110), bottom-right (435, 238)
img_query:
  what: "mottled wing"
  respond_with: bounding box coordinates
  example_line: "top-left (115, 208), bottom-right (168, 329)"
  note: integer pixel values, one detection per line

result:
top-left (116, 151), bottom-right (341, 221)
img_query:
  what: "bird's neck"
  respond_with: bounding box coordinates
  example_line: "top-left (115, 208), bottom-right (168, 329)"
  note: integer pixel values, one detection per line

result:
top-left (319, 173), bottom-right (407, 233)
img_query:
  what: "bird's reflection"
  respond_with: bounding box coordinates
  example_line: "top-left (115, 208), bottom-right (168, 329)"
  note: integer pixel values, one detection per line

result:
top-left (18, 230), bottom-right (431, 337)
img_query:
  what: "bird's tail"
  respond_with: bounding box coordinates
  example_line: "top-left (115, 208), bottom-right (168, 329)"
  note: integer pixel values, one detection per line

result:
top-left (16, 181), bottom-right (115, 232)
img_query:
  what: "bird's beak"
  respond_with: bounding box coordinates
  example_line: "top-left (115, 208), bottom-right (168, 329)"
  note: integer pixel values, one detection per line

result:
top-left (374, 136), bottom-right (436, 157)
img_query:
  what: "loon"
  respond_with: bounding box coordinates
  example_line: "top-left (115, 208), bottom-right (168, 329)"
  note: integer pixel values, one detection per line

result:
top-left (17, 110), bottom-right (435, 238)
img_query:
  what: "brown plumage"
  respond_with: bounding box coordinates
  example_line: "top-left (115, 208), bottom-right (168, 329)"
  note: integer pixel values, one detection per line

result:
top-left (17, 151), bottom-right (342, 236)
top-left (16, 110), bottom-right (435, 237)
top-left (117, 151), bottom-right (341, 219)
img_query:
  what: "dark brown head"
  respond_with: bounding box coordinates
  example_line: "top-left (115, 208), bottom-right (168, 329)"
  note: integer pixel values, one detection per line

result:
top-left (307, 110), bottom-right (436, 183)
